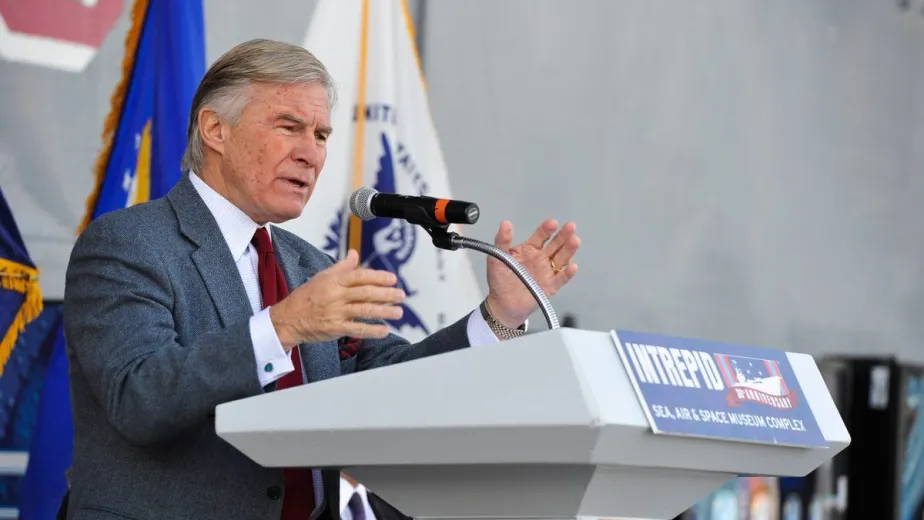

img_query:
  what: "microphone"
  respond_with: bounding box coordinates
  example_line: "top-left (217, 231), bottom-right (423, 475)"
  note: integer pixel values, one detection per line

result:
top-left (349, 186), bottom-right (480, 226)
top-left (347, 186), bottom-right (560, 330)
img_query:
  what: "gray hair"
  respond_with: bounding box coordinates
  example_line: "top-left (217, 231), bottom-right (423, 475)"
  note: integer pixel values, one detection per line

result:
top-left (180, 38), bottom-right (337, 173)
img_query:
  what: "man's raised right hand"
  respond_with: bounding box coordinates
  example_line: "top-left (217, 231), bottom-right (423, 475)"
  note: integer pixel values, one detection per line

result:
top-left (269, 249), bottom-right (405, 348)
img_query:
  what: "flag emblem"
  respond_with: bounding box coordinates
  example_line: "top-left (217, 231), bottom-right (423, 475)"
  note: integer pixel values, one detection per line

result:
top-left (715, 354), bottom-right (796, 409)
top-left (324, 133), bottom-right (429, 335)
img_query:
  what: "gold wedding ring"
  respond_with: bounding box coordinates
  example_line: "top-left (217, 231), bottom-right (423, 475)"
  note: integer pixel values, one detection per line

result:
top-left (549, 258), bottom-right (565, 275)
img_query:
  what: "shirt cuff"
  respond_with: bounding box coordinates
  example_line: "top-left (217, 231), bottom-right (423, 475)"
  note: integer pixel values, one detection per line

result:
top-left (466, 309), bottom-right (499, 347)
top-left (250, 307), bottom-right (295, 387)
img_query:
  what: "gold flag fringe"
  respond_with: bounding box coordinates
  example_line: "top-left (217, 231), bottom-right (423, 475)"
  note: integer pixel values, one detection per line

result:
top-left (0, 259), bottom-right (43, 375)
top-left (76, 0), bottom-right (151, 235)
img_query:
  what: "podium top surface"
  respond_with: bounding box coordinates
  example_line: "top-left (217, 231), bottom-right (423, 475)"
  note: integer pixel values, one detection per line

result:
top-left (216, 328), bottom-right (849, 478)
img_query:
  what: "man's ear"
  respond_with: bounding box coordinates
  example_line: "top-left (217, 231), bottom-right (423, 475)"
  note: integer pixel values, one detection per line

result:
top-left (198, 107), bottom-right (227, 156)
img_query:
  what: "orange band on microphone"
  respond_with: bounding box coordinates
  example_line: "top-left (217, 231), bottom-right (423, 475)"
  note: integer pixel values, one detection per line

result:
top-left (434, 199), bottom-right (449, 223)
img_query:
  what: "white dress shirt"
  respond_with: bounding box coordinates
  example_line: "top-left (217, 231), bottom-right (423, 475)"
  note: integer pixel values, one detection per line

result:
top-left (340, 478), bottom-right (377, 520)
top-left (189, 172), bottom-right (501, 387)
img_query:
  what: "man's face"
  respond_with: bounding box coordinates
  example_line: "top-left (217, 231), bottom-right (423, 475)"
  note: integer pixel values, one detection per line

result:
top-left (220, 82), bottom-right (331, 224)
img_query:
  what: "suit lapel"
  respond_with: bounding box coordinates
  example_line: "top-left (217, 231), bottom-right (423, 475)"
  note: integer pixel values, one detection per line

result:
top-left (191, 243), bottom-right (253, 329)
top-left (367, 491), bottom-right (411, 520)
top-left (273, 230), bottom-right (341, 383)
top-left (167, 175), bottom-right (343, 383)
top-left (167, 176), bottom-right (253, 328)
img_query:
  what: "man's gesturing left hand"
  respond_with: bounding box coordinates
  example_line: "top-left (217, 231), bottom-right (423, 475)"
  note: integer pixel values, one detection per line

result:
top-left (483, 219), bottom-right (581, 328)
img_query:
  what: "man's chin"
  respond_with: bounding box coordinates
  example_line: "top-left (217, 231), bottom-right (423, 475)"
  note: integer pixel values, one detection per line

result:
top-left (262, 190), bottom-right (314, 224)
top-left (266, 204), bottom-right (308, 224)
top-left (269, 212), bottom-right (304, 225)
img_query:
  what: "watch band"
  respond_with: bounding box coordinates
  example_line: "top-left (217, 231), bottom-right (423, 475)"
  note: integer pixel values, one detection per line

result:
top-left (480, 299), bottom-right (527, 340)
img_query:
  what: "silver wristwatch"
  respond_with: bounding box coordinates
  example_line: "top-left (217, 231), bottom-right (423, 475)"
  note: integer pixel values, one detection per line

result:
top-left (480, 300), bottom-right (527, 340)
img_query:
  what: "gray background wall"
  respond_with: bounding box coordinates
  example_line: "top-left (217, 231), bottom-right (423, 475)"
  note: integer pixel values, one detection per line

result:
top-left (2, 0), bottom-right (922, 361)
top-left (419, 0), bottom-right (924, 362)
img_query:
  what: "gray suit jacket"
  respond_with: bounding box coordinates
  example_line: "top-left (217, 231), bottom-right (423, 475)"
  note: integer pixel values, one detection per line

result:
top-left (62, 175), bottom-right (473, 520)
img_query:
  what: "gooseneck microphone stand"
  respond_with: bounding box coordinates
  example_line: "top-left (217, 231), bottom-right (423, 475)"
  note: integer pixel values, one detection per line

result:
top-left (403, 208), bottom-right (560, 331)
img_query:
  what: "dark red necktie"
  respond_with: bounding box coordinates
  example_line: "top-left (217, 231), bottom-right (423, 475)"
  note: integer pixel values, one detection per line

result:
top-left (251, 227), bottom-right (316, 520)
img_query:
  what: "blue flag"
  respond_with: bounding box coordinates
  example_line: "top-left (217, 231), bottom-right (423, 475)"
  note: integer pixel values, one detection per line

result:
top-left (0, 186), bottom-right (46, 515)
top-left (17, 313), bottom-right (68, 520)
top-left (21, 1), bottom-right (205, 517)
top-left (78, 0), bottom-right (205, 230)
top-left (0, 187), bottom-right (43, 379)
top-left (0, 185), bottom-right (43, 380)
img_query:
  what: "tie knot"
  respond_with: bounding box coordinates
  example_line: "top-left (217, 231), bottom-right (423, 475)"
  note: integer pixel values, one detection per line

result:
top-left (251, 227), bottom-right (273, 255)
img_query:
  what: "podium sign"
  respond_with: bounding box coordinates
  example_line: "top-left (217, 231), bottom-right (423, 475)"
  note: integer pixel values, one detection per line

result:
top-left (611, 330), bottom-right (827, 448)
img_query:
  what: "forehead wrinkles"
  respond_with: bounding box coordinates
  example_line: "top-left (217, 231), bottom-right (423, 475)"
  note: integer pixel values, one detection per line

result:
top-left (248, 83), bottom-right (331, 124)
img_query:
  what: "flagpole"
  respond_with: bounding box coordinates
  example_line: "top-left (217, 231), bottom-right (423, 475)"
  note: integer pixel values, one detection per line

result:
top-left (401, 0), bottom-right (426, 88)
top-left (348, 0), bottom-right (371, 256)
top-left (412, 0), bottom-right (427, 70)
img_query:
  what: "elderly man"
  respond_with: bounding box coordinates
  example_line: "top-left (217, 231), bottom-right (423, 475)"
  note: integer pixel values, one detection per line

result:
top-left (63, 39), bottom-right (580, 520)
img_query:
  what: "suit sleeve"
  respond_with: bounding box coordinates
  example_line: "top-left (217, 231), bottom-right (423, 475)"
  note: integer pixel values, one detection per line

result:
top-left (63, 216), bottom-right (264, 446)
top-left (353, 312), bottom-right (476, 372)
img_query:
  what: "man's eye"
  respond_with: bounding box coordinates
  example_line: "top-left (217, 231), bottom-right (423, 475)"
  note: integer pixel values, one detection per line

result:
top-left (316, 132), bottom-right (328, 142)
top-left (280, 125), bottom-right (297, 132)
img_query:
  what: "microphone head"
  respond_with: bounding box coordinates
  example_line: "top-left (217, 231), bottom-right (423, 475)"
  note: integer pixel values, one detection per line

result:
top-left (349, 186), bottom-right (378, 221)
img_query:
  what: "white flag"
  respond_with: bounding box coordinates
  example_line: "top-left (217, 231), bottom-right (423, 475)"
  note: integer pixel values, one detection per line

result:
top-left (278, 0), bottom-right (485, 342)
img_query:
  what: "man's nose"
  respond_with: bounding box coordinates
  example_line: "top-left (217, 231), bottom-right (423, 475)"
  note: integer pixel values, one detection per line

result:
top-left (292, 137), bottom-right (321, 168)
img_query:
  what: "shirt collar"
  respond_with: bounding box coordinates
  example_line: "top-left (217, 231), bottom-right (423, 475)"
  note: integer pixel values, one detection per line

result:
top-left (188, 171), bottom-right (269, 261)
top-left (339, 477), bottom-right (369, 513)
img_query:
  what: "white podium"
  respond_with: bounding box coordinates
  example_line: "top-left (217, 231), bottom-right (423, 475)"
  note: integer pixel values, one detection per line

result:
top-left (215, 328), bottom-right (850, 520)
